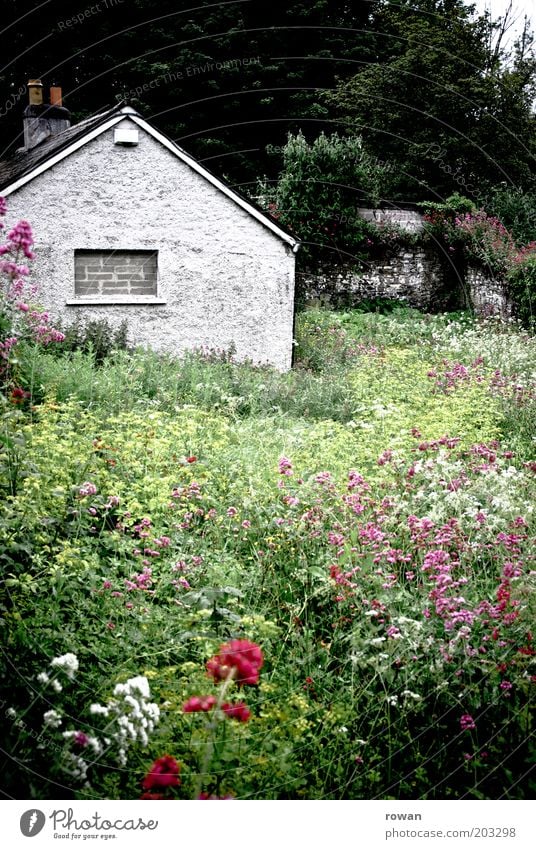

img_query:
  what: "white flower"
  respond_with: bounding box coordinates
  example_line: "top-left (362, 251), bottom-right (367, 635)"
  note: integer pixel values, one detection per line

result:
top-left (88, 736), bottom-right (102, 755)
top-left (50, 653), bottom-right (79, 680)
top-left (50, 679), bottom-right (63, 693)
top-left (146, 703), bottom-right (160, 722)
top-left (90, 674), bottom-right (160, 766)
top-left (63, 752), bottom-right (88, 780)
top-left (43, 709), bottom-right (62, 728)
top-left (6, 707), bottom-right (16, 719)
top-left (89, 703), bottom-right (110, 717)
top-left (37, 672), bottom-right (50, 685)
top-left (124, 695), bottom-right (141, 716)
top-left (126, 676), bottom-right (151, 699)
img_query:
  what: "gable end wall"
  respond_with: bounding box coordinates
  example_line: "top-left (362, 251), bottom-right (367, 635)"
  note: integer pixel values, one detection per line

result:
top-left (5, 122), bottom-right (295, 369)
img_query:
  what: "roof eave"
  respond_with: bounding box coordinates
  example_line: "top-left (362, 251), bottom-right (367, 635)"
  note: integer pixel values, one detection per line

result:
top-left (1, 106), bottom-right (299, 249)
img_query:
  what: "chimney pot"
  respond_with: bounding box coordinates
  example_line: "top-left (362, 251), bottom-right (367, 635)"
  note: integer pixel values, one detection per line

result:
top-left (28, 79), bottom-right (43, 106)
top-left (23, 79), bottom-right (71, 150)
top-left (50, 86), bottom-right (63, 107)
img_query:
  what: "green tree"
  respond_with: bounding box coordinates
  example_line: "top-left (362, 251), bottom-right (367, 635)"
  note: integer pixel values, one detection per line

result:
top-left (485, 186), bottom-right (536, 245)
top-left (0, 0), bottom-right (375, 185)
top-left (324, 0), bottom-right (536, 201)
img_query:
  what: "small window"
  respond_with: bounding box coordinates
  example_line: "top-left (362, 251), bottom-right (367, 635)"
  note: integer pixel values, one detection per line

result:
top-left (74, 250), bottom-right (158, 300)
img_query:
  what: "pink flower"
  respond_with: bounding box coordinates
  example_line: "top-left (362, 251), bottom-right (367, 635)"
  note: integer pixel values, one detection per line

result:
top-left (141, 755), bottom-right (181, 790)
top-left (6, 219), bottom-right (34, 258)
top-left (73, 731), bottom-right (89, 747)
top-left (175, 577), bottom-right (190, 588)
top-left (460, 714), bottom-right (476, 731)
top-left (154, 536), bottom-right (171, 547)
top-left (183, 695), bottom-right (217, 713)
top-left (278, 456), bottom-right (293, 476)
top-left (206, 639), bottom-right (263, 686)
top-left (378, 449), bottom-right (393, 466)
top-left (79, 481), bottom-right (97, 497)
top-left (221, 701), bottom-right (251, 722)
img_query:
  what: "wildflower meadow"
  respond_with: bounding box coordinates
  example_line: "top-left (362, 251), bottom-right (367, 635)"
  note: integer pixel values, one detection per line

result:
top-left (1, 204), bottom-right (534, 800)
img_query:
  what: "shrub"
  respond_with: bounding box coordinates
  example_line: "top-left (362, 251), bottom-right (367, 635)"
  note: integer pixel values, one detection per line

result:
top-left (264, 131), bottom-right (391, 264)
top-left (486, 187), bottom-right (536, 246)
top-left (507, 249), bottom-right (536, 329)
top-left (420, 196), bottom-right (517, 275)
top-left (0, 198), bottom-right (64, 395)
top-left (452, 211), bottom-right (517, 274)
top-left (58, 318), bottom-right (130, 364)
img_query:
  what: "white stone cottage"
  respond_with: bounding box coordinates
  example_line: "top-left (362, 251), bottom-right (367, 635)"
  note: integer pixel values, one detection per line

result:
top-left (0, 83), bottom-right (299, 370)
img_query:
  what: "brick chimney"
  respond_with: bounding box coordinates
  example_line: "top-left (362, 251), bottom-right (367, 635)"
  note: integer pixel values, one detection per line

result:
top-left (23, 80), bottom-right (71, 150)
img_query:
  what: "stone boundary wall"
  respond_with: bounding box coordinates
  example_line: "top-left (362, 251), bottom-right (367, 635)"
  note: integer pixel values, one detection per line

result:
top-left (299, 247), bottom-right (455, 312)
top-left (299, 206), bottom-right (514, 317)
top-left (465, 266), bottom-right (513, 319)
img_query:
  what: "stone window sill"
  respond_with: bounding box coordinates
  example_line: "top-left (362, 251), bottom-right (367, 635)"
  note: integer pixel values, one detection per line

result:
top-left (66, 298), bottom-right (167, 306)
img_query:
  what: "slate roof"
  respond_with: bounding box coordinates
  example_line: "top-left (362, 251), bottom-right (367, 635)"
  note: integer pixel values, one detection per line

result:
top-left (0, 102), bottom-right (299, 248)
top-left (0, 103), bottom-right (125, 191)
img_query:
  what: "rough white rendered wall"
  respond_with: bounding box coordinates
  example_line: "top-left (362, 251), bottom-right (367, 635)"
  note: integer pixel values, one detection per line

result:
top-left (5, 120), bottom-right (296, 370)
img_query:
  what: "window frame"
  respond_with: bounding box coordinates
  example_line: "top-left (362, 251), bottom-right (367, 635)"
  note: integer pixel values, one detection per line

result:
top-left (66, 248), bottom-right (166, 305)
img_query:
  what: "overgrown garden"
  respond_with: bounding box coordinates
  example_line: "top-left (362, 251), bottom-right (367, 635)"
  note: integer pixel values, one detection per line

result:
top-left (1, 203), bottom-right (534, 800)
